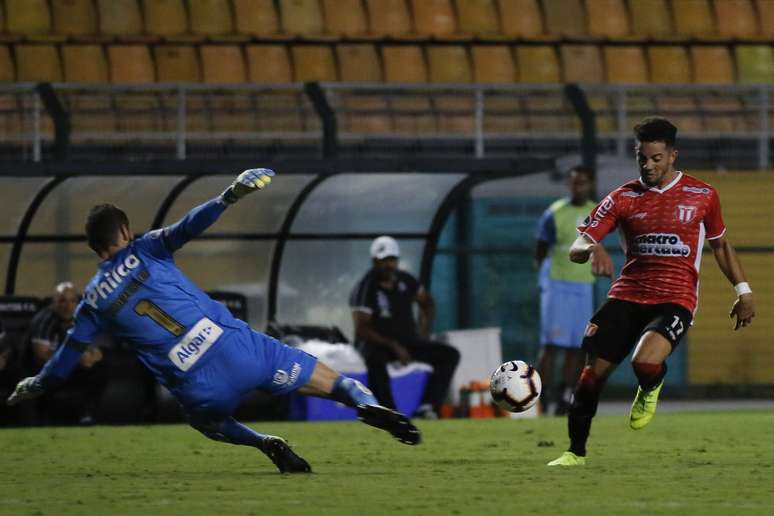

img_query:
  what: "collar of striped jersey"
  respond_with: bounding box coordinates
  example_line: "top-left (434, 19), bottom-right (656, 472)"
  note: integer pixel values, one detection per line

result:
top-left (638, 171), bottom-right (683, 194)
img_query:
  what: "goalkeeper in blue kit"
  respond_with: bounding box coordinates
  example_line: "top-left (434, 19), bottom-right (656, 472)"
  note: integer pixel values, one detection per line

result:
top-left (8, 169), bottom-right (420, 473)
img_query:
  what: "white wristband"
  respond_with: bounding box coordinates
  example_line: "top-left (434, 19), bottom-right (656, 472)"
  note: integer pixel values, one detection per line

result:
top-left (734, 282), bottom-right (752, 296)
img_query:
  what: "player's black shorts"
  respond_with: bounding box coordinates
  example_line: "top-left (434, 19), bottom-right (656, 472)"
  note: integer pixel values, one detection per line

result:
top-left (582, 299), bottom-right (693, 364)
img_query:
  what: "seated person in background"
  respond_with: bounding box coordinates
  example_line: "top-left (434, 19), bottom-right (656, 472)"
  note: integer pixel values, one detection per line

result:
top-left (26, 282), bottom-right (107, 425)
top-left (0, 320), bottom-right (16, 396)
top-left (350, 236), bottom-right (460, 419)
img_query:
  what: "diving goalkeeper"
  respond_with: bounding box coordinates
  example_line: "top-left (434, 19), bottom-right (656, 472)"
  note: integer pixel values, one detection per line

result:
top-left (8, 169), bottom-right (420, 473)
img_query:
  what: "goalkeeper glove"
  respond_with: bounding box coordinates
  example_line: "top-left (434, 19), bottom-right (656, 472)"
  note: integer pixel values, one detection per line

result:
top-left (7, 376), bottom-right (45, 406)
top-left (220, 168), bottom-right (275, 205)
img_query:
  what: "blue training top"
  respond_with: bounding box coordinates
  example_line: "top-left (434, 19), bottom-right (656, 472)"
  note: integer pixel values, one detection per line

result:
top-left (39, 198), bottom-right (246, 390)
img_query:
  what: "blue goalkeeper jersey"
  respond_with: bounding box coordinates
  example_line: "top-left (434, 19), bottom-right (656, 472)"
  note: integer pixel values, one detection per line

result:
top-left (65, 198), bottom-right (247, 389)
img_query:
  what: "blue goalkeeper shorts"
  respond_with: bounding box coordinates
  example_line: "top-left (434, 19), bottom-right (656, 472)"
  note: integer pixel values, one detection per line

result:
top-left (540, 279), bottom-right (594, 349)
top-left (173, 327), bottom-right (317, 420)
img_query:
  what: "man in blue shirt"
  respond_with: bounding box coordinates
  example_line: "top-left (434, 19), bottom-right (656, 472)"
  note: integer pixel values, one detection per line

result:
top-left (8, 169), bottom-right (420, 473)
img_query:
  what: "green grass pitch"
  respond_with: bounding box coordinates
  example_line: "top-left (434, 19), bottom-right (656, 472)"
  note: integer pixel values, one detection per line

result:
top-left (1, 411), bottom-right (774, 515)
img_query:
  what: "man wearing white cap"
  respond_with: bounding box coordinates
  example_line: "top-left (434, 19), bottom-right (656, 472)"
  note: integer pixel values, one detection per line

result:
top-left (349, 236), bottom-right (460, 419)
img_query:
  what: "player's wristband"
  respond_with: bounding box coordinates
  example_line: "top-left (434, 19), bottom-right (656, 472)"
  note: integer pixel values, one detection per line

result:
top-left (734, 282), bottom-right (752, 296)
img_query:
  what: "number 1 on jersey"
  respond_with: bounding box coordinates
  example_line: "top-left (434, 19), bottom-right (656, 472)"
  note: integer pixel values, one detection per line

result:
top-left (135, 299), bottom-right (184, 336)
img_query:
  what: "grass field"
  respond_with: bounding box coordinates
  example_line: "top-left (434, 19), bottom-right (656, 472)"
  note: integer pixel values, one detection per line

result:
top-left (2, 411), bottom-right (774, 516)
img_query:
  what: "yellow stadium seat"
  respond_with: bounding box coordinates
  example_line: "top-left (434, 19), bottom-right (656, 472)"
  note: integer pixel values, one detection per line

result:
top-left (456, 0), bottom-right (499, 35)
top-left (671, 0), bottom-right (715, 37)
top-left (143, 0), bottom-right (188, 37)
top-left (322, 0), bottom-right (369, 36)
top-left (233, 0), bottom-right (281, 36)
top-left (154, 45), bottom-right (201, 81)
top-left (366, 0), bottom-right (413, 37)
top-left (15, 45), bottom-right (62, 81)
top-left (497, 0), bottom-right (543, 37)
top-left (246, 45), bottom-right (292, 81)
top-left (690, 46), bottom-right (734, 84)
top-left (5, 0), bottom-right (51, 34)
top-left (757, 0), bottom-right (774, 37)
top-left (200, 45), bottom-right (247, 83)
top-left (428, 46), bottom-right (471, 82)
top-left (560, 45), bottom-right (603, 83)
top-left (0, 46), bottom-right (16, 81)
top-left (279, 0), bottom-right (324, 36)
top-left (245, 46), bottom-right (302, 132)
top-left (472, 45), bottom-right (516, 83)
top-left (52, 0), bottom-right (98, 36)
top-left (648, 46), bottom-right (691, 83)
top-left (337, 44), bottom-right (381, 81)
top-left (291, 46), bottom-right (337, 81)
top-left (62, 45), bottom-right (108, 81)
top-left (604, 46), bottom-right (648, 83)
top-left (629, 0), bottom-right (673, 38)
top-left (656, 96), bottom-right (702, 133)
top-left (337, 45), bottom-right (390, 132)
top-left (428, 46), bottom-right (473, 132)
top-left (542, 0), bottom-right (586, 37)
top-left (382, 46), bottom-right (433, 133)
top-left (585, 0), bottom-right (630, 38)
top-left (61, 45), bottom-right (113, 133)
top-left (736, 45), bottom-right (774, 83)
top-left (699, 96), bottom-right (746, 132)
top-left (714, 0), bottom-right (758, 38)
top-left (189, 0), bottom-right (235, 36)
top-left (411, 0), bottom-right (457, 36)
top-left (98, 0), bottom-right (144, 37)
top-left (516, 46), bottom-right (560, 82)
top-left (108, 45), bottom-right (155, 82)
top-left (382, 46), bottom-right (427, 82)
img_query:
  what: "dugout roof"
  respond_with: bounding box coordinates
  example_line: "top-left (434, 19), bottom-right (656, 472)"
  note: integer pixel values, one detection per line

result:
top-left (0, 162), bottom-right (549, 336)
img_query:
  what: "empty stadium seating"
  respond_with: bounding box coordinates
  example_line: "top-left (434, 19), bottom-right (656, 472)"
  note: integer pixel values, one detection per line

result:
top-left (97, 0), bottom-right (144, 38)
top-left (52, 0), bottom-right (98, 37)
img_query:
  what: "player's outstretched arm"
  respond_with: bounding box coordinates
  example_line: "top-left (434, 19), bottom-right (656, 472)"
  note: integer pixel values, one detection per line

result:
top-left (6, 335), bottom-right (87, 405)
top-left (162, 169), bottom-right (275, 253)
top-left (708, 235), bottom-right (756, 330)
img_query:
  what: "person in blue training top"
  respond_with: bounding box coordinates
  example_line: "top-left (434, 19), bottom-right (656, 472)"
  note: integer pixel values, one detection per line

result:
top-left (7, 168), bottom-right (420, 473)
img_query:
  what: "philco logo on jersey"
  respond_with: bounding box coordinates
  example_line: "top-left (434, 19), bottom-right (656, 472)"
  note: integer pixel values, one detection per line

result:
top-left (676, 205), bottom-right (697, 223)
top-left (168, 317), bottom-right (223, 372)
top-left (632, 233), bottom-right (691, 257)
top-left (84, 253), bottom-right (141, 308)
top-left (273, 362), bottom-right (302, 386)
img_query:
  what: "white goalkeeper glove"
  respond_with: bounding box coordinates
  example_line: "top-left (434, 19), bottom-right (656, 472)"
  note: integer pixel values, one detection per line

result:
top-left (7, 376), bottom-right (45, 406)
top-left (220, 168), bottom-right (275, 205)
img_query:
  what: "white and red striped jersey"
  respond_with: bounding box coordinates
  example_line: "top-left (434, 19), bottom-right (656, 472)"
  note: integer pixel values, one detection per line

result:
top-left (578, 172), bottom-right (725, 313)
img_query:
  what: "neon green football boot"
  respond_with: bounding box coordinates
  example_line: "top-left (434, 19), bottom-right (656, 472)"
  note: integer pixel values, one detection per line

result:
top-left (629, 381), bottom-right (664, 430)
top-left (547, 451), bottom-right (586, 467)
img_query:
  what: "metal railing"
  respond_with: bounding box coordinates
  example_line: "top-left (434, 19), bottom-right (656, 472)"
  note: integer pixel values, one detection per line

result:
top-left (1, 82), bottom-right (772, 167)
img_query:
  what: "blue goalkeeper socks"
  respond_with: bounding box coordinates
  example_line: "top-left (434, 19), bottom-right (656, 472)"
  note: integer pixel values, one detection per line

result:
top-left (330, 375), bottom-right (378, 407)
top-left (192, 416), bottom-right (269, 450)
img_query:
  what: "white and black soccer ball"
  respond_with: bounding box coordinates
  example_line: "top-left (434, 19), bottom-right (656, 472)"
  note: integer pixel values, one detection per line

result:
top-left (489, 360), bottom-right (542, 413)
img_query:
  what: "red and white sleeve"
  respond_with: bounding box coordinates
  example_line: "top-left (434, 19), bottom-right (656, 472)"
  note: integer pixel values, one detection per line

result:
top-left (577, 193), bottom-right (620, 243)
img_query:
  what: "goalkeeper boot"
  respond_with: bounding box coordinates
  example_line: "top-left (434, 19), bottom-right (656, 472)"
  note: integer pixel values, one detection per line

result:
top-left (262, 436), bottom-right (311, 474)
top-left (357, 404), bottom-right (421, 445)
top-left (547, 451), bottom-right (586, 467)
top-left (629, 381), bottom-right (664, 430)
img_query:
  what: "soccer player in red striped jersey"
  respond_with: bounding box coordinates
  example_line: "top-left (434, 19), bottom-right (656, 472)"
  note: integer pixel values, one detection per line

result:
top-left (548, 117), bottom-right (756, 466)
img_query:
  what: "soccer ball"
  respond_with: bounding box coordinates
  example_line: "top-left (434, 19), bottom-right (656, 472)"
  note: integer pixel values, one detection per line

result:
top-left (489, 360), bottom-right (542, 413)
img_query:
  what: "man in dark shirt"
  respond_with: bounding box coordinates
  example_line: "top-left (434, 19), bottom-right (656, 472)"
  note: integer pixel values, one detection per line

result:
top-left (26, 282), bottom-right (107, 424)
top-left (350, 236), bottom-right (460, 419)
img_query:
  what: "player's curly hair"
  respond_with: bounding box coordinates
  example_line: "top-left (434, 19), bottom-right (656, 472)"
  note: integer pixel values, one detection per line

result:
top-left (634, 116), bottom-right (677, 146)
top-left (85, 204), bottom-right (130, 254)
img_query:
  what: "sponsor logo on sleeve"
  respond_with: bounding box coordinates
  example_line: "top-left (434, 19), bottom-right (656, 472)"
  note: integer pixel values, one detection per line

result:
top-left (168, 317), bottom-right (223, 372)
top-left (588, 195), bottom-right (614, 228)
top-left (273, 362), bottom-right (302, 387)
top-left (584, 323), bottom-right (598, 337)
top-left (631, 233), bottom-right (691, 257)
top-left (682, 186), bottom-right (711, 195)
